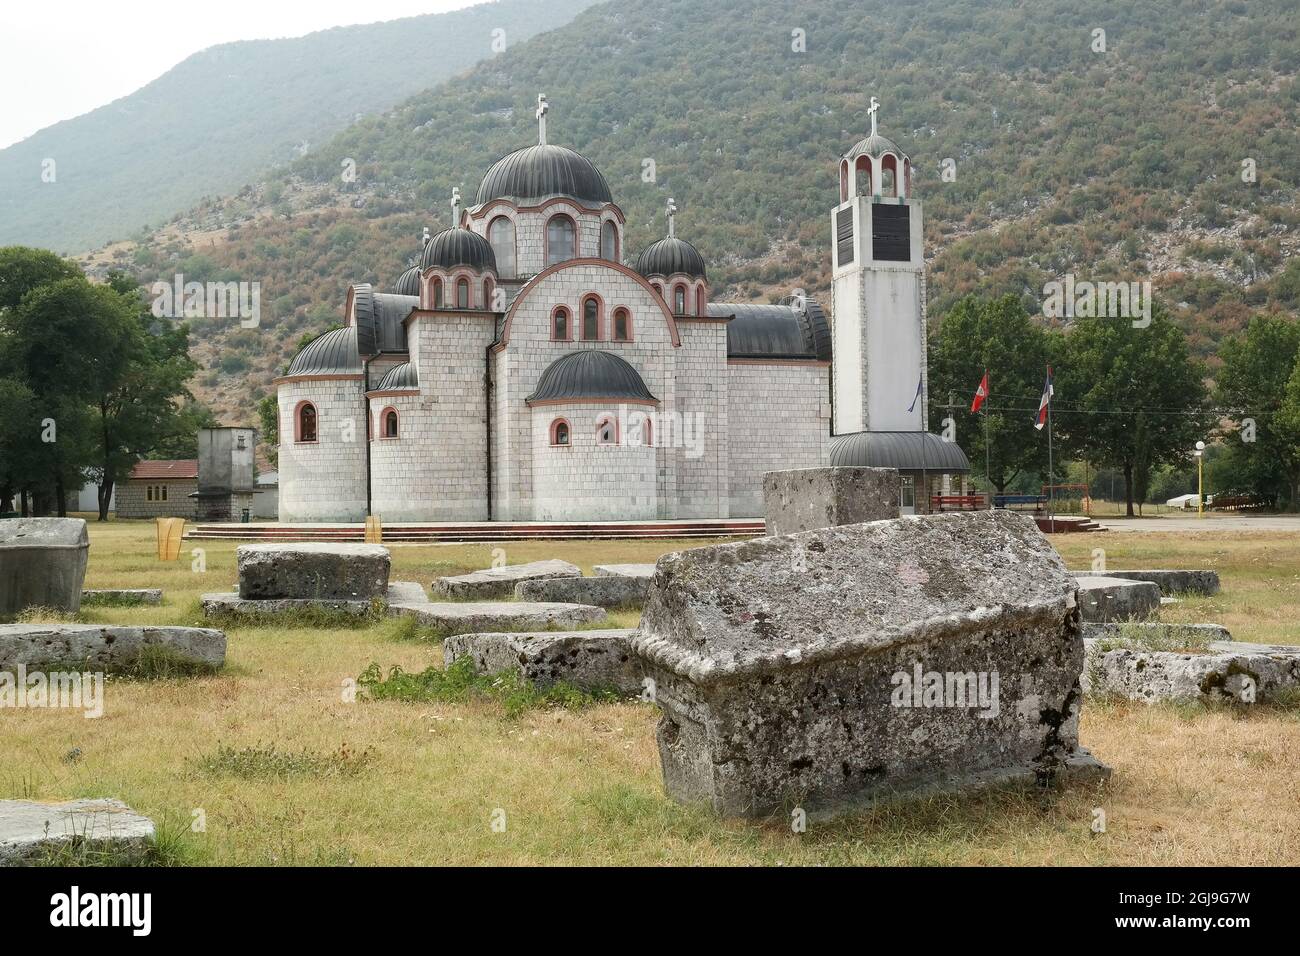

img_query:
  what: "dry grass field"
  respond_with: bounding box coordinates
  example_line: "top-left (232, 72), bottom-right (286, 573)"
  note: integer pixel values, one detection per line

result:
top-left (3, 519), bottom-right (1298, 866)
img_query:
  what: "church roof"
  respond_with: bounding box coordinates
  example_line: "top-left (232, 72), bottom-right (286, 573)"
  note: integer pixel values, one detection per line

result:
top-left (637, 236), bottom-right (707, 280)
top-left (526, 350), bottom-right (657, 404)
top-left (286, 326), bottom-right (362, 377)
top-left (711, 301), bottom-right (832, 361)
top-left (376, 362), bottom-right (418, 391)
top-left (829, 431), bottom-right (971, 473)
top-left (352, 284), bottom-right (414, 355)
top-left (845, 132), bottom-right (908, 162)
top-left (420, 227), bottom-right (496, 273)
top-left (476, 144), bottom-right (613, 207)
top-left (392, 265), bottom-right (421, 296)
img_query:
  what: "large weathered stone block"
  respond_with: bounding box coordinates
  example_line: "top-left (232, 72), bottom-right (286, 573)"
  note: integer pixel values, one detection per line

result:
top-left (1074, 575), bottom-right (1161, 623)
top-left (1083, 638), bottom-right (1299, 703)
top-left (236, 543), bottom-right (390, 600)
top-left (1101, 569), bottom-right (1220, 596)
top-left (0, 799), bottom-right (155, 865)
top-left (0, 518), bottom-right (89, 616)
top-left (762, 466), bottom-right (899, 536)
top-left (387, 600), bottom-right (606, 633)
top-left (430, 559), bottom-right (581, 600)
top-left (632, 510), bottom-right (1105, 817)
top-left (444, 629), bottom-right (642, 694)
top-left (0, 623), bottom-right (226, 671)
top-left (514, 575), bottom-right (649, 608)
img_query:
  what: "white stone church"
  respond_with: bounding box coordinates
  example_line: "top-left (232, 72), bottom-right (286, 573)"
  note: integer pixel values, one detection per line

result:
top-left (275, 98), bottom-right (968, 523)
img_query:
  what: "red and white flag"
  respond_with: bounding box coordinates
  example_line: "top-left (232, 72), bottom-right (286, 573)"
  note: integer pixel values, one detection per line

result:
top-left (1034, 367), bottom-right (1054, 431)
top-left (970, 372), bottom-right (989, 413)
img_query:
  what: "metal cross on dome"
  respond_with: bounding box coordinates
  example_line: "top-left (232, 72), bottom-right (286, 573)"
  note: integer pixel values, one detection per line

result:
top-left (536, 94), bottom-right (549, 145)
top-left (867, 96), bottom-right (880, 137)
top-left (450, 186), bottom-right (461, 224)
top-left (666, 197), bottom-right (677, 238)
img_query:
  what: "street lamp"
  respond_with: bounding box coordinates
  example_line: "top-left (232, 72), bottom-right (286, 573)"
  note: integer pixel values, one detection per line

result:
top-left (1194, 440), bottom-right (1206, 517)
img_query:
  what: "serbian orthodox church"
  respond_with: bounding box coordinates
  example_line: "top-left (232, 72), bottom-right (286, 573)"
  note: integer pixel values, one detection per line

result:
top-left (275, 97), bottom-right (968, 522)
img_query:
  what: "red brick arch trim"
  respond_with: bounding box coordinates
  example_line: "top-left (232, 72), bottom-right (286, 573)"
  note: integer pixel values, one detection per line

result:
top-left (497, 259), bottom-right (681, 350)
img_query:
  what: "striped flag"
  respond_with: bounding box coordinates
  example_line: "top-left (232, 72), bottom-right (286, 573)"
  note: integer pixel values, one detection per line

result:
top-left (970, 372), bottom-right (989, 413)
top-left (1034, 367), bottom-right (1054, 431)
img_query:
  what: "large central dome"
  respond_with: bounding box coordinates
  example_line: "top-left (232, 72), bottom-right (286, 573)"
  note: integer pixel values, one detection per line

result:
top-left (476, 143), bottom-right (613, 206)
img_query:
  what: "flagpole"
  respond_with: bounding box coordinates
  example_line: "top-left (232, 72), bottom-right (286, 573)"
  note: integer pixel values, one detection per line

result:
top-left (1046, 364), bottom-right (1055, 533)
top-left (983, 367), bottom-right (991, 509)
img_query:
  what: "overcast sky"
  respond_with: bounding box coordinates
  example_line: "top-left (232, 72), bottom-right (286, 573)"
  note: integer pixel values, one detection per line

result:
top-left (0, 1), bottom-right (480, 149)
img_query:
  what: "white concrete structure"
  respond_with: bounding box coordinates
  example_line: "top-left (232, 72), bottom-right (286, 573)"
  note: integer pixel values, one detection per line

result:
top-left (276, 101), bottom-right (966, 522)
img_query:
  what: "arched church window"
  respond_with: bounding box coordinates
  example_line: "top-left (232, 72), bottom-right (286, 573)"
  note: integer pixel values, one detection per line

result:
top-left (582, 296), bottom-right (601, 341)
top-left (431, 277), bottom-right (443, 308)
top-left (696, 286), bottom-right (706, 317)
top-left (596, 415), bottom-right (618, 445)
top-left (297, 402), bottom-right (318, 443)
top-left (488, 216), bottom-right (516, 278)
top-left (612, 308), bottom-right (631, 342)
top-left (546, 215), bottom-right (576, 267)
top-left (382, 408), bottom-right (399, 439)
top-left (601, 220), bottom-right (619, 262)
top-left (483, 277), bottom-right (495, 311)
top-left (552, 306), bottom-right (570, 341)
top-left (673, 285), bottom-right (687, 316)
top-left (550, 419), bottom-right (571, 446)
top-left (457, 278), bottom-right (470, 309)
top-left (880, 154), bottom-right (898, 197)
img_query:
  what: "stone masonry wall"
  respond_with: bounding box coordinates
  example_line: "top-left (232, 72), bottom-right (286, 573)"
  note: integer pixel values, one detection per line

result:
top-left (530, 401), bottom-right (657, 520)
top-left (277, 379), bottom-right (369, 522)
top-left (672, 321), bottom-right (729, 518)
top-left (727, 363), bottom-right (831, 516)
top-left (115, 480), bottom-right (198, 519)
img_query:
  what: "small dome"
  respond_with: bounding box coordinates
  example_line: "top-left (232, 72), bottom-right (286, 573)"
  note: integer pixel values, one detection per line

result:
top-left (476, 143), bottom-right (613, 207)
top-left (286, 326), bottom-right (361, 377)
top-left (420, 227), bottom-right (497, 272)
top-left (392, 266), bottom-right (421, 296)
top-left (636, 236), bottom-right (707, 280)
top-left (845, 132), bottom-right (908, 162)
top-left (376, 362), bottom-right (418, 391)
top-left (829, 431), bottom-right (970, 473)
top-left (526, 350), bottom-right (657, 404)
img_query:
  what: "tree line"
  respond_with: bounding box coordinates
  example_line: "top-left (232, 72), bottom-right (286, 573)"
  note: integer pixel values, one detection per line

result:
top-left (0, 246), bottom-right (214, 519)
top-left (928, 295), bottom-right (1300, 514)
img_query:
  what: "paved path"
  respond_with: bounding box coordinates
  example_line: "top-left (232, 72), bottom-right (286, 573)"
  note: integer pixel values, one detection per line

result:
top-left (1093, 515), bottom-right (1300, 532)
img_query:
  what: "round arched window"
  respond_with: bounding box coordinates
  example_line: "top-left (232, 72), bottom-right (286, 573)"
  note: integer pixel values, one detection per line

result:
top-left (546, 215), bottom-right (576, 266)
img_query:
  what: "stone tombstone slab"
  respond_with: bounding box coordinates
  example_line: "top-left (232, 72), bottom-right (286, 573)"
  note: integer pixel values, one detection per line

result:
top-left (762, 466), bottom-right (900, 536)
top-left (514, 575), bottom-right (649, 608)
top-left (1073, 575), bottom-right (1161, 623)
top-left (632, 510), bottom-right (1105, 818)
top-left (0, 623), bottom-right (226, 671)
top-left (236, 543), bottom-right (390, 600)
top-left (0, 798), bottom-right (155, 865)
top-left (430, 559), bottom-right (581, 600)
top-left (444, 629), bottom-right (642, 694)
top-left (1102, 569), bottom-right (1220, 596)
top-left (0, 518), bottom-right (90, 616)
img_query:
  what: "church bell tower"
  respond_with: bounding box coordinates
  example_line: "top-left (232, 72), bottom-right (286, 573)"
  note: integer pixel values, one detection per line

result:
top-left (830, 101), bottom-right (927, 435)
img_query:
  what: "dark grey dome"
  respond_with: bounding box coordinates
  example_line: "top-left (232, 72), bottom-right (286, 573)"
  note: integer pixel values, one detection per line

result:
top-left (392, 266), bottom-right (421, 296)
top-left (829, 431), bottom-right (970, 473)
top-left (420, 227), bottom-right (496, 272)
top-left (376, 362), bottom-right (418, 391)
top-left (710, 300), bottom-right (832, 361)
top-left (526, 350), bottom-right (657, 404)
top-left (637, 237), bottom-right (706, 280)
top-left (286, 326), bottom-right (361, 377)
top-left (352, 284), bottom-right (414, 355)
top-left (476, 144), bottom-right (613, 207)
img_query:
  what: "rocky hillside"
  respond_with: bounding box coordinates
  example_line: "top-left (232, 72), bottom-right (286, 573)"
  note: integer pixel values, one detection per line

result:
top-left (79, 0), bottom-right (1300, 425)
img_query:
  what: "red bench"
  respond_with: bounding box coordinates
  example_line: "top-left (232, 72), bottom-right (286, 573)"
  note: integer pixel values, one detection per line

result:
top-left (930, 495), bottom-right (987, 512)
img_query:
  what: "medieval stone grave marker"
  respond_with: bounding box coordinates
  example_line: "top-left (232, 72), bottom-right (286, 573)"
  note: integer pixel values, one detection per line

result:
top-left (762, 466), bottom-right (899, 536)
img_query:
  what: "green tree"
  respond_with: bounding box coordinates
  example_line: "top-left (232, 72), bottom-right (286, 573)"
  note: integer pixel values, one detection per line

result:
top-left (927, 295), bottom-right (1056, 494)
top-left (1054, 307), bottom-right (1211, 516)
top-left (1214, 313), bottom-right (1300, 507)
top-left (257, 394), bottom-right (279, 468)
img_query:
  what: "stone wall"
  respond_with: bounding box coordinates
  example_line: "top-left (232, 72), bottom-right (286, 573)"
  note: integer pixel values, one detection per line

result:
top-left (493, 261), bottom-right (679, 520)
top-left (727, 362), bottom-right (830, 517)
top-left (115, 480), bottom-right (198, 519)
top-left (530, 401), bottom-right (657, 520)
top-left (277, 378), bottom-right (369, 522)
top-left (672, 320), bottom-right (729, 518)
top-left (467, 200), bottom-right (622, 278)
